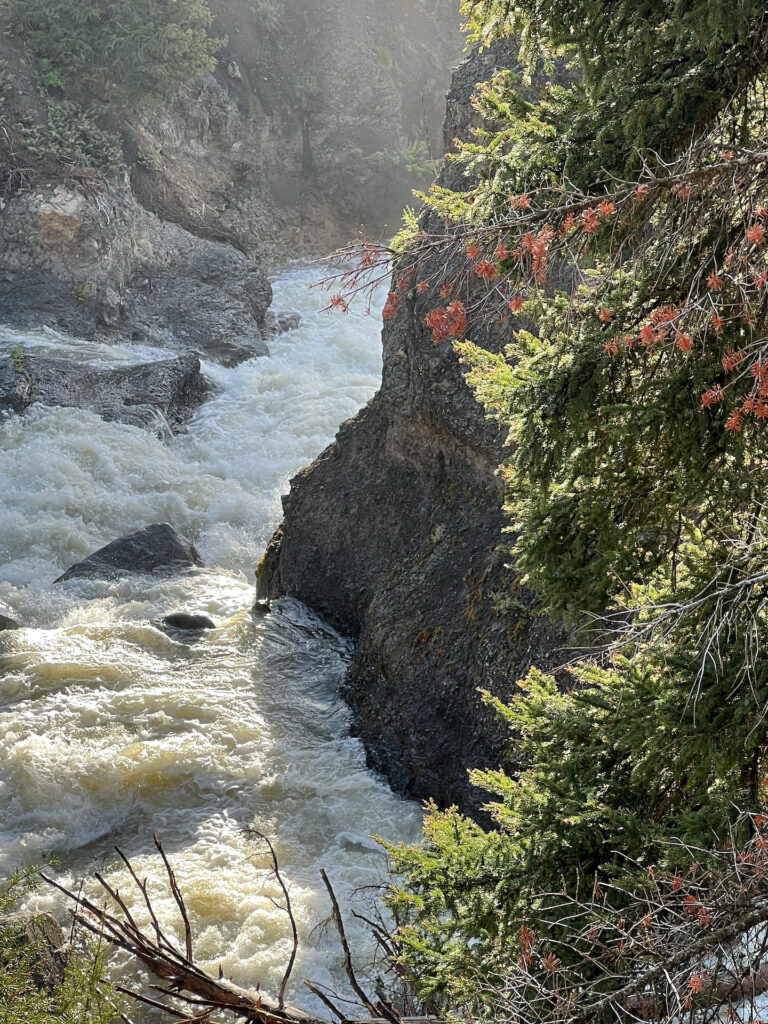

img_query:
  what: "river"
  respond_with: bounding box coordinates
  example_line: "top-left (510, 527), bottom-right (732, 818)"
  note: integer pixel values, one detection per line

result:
top-left (0, 265), bottom-right (422, 1015)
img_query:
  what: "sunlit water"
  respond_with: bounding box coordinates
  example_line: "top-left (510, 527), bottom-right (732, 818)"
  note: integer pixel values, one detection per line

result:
top-left (0, 266), bottom-right (422, 1015)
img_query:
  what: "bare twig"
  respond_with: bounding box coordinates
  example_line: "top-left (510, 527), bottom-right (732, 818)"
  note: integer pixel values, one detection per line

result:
top-left (248, 830), bottom-right (300, 1010)
top-left (320, 870), bottom-right (399, 1024)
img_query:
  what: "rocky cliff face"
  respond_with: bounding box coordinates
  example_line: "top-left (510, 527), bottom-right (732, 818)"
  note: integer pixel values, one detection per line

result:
top-left (133, 0), bottom-right (463, 262)
top-left (0, 1), bottom-right (462, 349)
top-left (261, 44), bottom-right (566, 816)
top-left (0, 182), bottom-right (272, 360)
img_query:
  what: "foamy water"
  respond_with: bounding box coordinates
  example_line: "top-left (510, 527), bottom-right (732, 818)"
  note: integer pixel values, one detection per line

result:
top-left (0, 266), bottom-right (421, 1016)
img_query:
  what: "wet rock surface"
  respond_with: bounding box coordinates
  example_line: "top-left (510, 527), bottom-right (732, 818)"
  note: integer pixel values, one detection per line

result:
top-left (55, 524), bottom-right (204, 583)
top-left (0, 351), bottom-right (208, 435)
top-left (161, 613), bottom-right (217, 631)
top-left (265, 311), bottom-right (301, 336)
top-left (261, 43), bottom-right (568, 817)
top-left (0, 601), bottom-right (20, 630)
top-left (0, 184), bottom-right (272, 365)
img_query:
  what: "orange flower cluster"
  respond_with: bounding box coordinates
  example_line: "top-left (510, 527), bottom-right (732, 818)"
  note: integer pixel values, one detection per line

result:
top-left (676, 333), bottom-right (694, 353)
top-left (424, 300), bottom-right (468, 344)
top-left (510, 224), bottom-right (555, 283)
top-left (722, 349), bottom-right (744, 372)
top-left (473, 259), bottom-right (498, 280)
top-left (581, 207), bottom-right (603, 235)
top-left (382, 292), bottom-right (400, 321)
top-left (700, 385), bottom-right (724, 409)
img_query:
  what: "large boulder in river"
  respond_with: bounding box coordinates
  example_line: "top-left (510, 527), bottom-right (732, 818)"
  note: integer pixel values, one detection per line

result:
top-left (0, 601), bottom-right (20, 630)
top-left (0, 351), bottom-right (208, 436)
top-left (55, 524), bottom-right (203, 583)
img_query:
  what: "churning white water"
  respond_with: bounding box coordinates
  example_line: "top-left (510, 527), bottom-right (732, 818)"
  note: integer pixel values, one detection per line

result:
top-left (0, 266), bottom-right (422, 1015)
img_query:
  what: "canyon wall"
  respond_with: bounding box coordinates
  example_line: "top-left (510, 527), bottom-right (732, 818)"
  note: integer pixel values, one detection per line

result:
top-left (0, 0), bottom-right (462, 345)
top-left (261, 44), bottom-right (567, 816)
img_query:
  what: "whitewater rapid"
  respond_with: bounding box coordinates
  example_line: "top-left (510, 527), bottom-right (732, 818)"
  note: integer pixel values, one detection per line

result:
top-left (0, 266), bottom-right (422, 1014)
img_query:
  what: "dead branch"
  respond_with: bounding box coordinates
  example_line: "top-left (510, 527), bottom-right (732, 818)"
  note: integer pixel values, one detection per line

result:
top-left (42, 839), bottom-right (434, 1024)
top-left (320, 870), bottom-right (400, 1024)
top-left (246, 830), bottom-right (299, 1010)
top-left (153, 833), bottom-right (194, 964)
top-left (41, 866), bottom-right (326, 1024)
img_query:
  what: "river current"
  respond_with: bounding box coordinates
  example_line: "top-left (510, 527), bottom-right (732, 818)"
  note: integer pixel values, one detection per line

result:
top-left (0, 266), bottom-right (422, 1013)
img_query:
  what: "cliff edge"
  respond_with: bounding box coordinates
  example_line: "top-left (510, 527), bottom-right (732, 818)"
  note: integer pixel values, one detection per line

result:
top-left (261, 44), bottom-right (566, 815)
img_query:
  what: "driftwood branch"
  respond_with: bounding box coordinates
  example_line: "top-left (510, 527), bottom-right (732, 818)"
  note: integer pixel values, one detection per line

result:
top-left (41, 864), bottom-right (327, 1024)
top-left (320, 869), bottom-right (387, 1023)
top-left (153, 833), bottom-right (194, 964)
top-left (42, 837), bottom-right (434, 1024)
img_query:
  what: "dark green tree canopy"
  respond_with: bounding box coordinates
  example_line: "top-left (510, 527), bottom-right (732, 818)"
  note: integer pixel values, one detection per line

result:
top-left (368, 2), bottom-right (768, 1019)
top-left (5, 0), bottom-right (220, 102)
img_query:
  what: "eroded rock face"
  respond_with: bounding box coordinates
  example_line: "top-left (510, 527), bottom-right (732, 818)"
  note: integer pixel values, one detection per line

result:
top-left (55, 524), bottom-right (203, 583)
top-left (130, 0), bottom-right (463, 263)
top-left (260, 44), bottom-right (568, 816)
top-left (0, 184), bottom-right (272, 363)
top-left (0, 351), bottom-right (208, 435)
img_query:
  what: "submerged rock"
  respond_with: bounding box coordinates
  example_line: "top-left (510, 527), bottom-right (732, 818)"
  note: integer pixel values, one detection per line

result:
top-left (161, 613), bottom-right (216, 631)
top-left (0, 601), bottom-right (20, 630)
top-left (55, 524), bottom-right (203, 583)
top-left (0, 351), bottom-right (208, 435)
top-left (265, 311), bottom-right (301, 336)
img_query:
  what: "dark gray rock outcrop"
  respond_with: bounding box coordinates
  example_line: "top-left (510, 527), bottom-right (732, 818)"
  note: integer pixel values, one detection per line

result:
top-left (0, 185), bottom-right (272, 365)
top-left (0, 601), bottom-right (20, 630)
top-left (260, 43), bottom-right (568, 816)
top-left (55, 524), bottom-right (203, 583)
top-left (0, 351), bottom-right (208, 435)
top-left (161, 613), bottom-right (216, 631)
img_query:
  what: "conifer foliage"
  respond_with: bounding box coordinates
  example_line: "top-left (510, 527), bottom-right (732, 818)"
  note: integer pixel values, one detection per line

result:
top-left (5, 0), bottom-right (219, 102)
top-left (319, 2), bottom-right (768, 1020)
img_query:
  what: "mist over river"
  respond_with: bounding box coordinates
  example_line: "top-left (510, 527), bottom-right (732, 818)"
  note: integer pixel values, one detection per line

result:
top-left (0, 266), bottom-right (422, 1013)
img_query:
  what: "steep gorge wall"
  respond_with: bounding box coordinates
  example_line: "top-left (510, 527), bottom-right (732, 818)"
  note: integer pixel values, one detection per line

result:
top-left (261, 44), bottom-right (566, 815)
top-left (0, 1), bottom-right (462, 345)
top-left (134, 0), bottom-right (463, 261)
